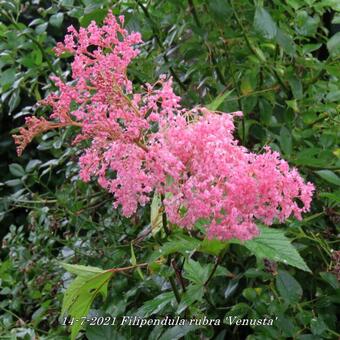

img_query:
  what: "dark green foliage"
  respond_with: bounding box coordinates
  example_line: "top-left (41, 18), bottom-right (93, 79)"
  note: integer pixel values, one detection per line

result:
top-left (0, 0), bottom-right (339, 339)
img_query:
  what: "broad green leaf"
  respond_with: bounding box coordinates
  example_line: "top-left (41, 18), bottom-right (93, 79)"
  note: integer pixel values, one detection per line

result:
top-left (49, 13), bottom-right (64, 28)
top-left (199, 238), bottom-right (228, 256)
top-left (160, 325), bottom-right (201, 340)
top-left (279, 127), bottom-right (292, 156)
top-left (176, 284), bottom-right (204, 314)
top-left (327, 32), bottom-right (340, 57)
top-left (61, 263), bottom-right (114, 340)
top-left (315, 170), bottom-right (340, 186)
top-left (61, 263), bottom-right (106, 277)
top-left (276, 270), bottom-right (302, 304)
top-left (9, 163), bottom-right (25, 177)
top-left (183, 259), bottom-right (210, 285)
top-left (136, 291), bottom-right (174, 317)
top-left (319, 272), bottom-right (339, 289)
top-left (0, 68), bottom-right (15, 88)
top-left (8, 89), bottom-right (20, 114)
top-left (243, 226), bottom-right (311, 272)
top-left (295, 11), bottom-right (320, 37)
top-left (288, 77), bottom-right (303, 100)
top-left (224, 303), bottom-right (250, 322)
top-left (314, 0), bottom-right (340, 12)
top-left (150, 192), bottom-right (163, 236)
top-left (86, 325), bottom-right (124, 340)
top-left (310, 317), bottom-right (328, 336)
top-left (148, 235), bottom-right (200, 262)
top-left (276, 29), bottom-right (296, 56)
top-left (254, 7), bottom-right (277, 39)
top-left (25, 160), bottom-right (42, 172)
top-left (208, 0), bottom-right (232, 22)
top-left (80, 9), bottom-right (107, 27)
top-left (206, 90), bottom-right (233, 111)
top-left (286, 99), bottom-right (299, 112)
top-left (242, 287), bottom-right (257, 302)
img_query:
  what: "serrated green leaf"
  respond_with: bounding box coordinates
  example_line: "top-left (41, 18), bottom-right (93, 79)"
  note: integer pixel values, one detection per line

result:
top-left (61, 263), bottom-right (114, 340)
top-left (199, 238), bottom-right (228, 256)
top-left (243, 226), bottom-right (311, 272)
top-left (183, 259), bottom-right (210, 285)
top-left (276, 270), bottom-right (302, 304)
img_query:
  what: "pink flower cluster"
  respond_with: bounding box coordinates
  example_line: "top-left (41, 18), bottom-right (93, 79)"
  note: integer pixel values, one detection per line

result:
top-left (14, 12), bottom-right (314, 241)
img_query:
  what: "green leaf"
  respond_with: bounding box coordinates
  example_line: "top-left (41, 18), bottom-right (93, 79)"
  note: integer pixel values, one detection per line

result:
top-left (319, 192), bottom-right (340, 203)
top-left (327, 32), bottom-right (340, 57)
top-left (276, 29), bottom-right (296, 56)
top-left (176, 284), bottom-right (204, 314)
top-left (9, 163), bottom-right (25, 177)
top-left (295, 11), bottom-right (320, 37)
top-left (319, 272), bottom-right (339, 289)
top-left (49, 13), bottom-right (64, 28)
top-left (148, 235), bottom-right (200, 262)
top-left (206, 90), bottom-right (233, 111)
top-left (183, 259), bottom-right (210, 285)
top-left (254, 7), bottom-right (277, 40)
top-left (86, 325), bottom-right (124, 340)
top-left (61, 263), bottom-right (114, 340)
top-left (315, 170), bottom-right (340, 186)
top-left (35, 22), bottom-right (48, 34)
top-left (288, 77), bottom-right (303, 100)
top-left (0, 68), bottom-right (15, 88)
top-left (150, 192), bottom-right (163, 236)
top-left (276, 270), bottom-right (302, 304)
top-left (199, 238), bottom-right (228, 256)
top-left (243, 225), bottom-right (311, 272)
top-left (130, 243), bottom-right (144, 280)
top-left (310, 317), bottom-right (328, 336)
top-left (25, 160), bottom-right (42, 172)
top-left (61, 263), bottom-right (106, 277)
top-left (136, 291), bottom-right (174, 317)
top-left (8, 89), bottom-right (20, 114)
top-left (224, 303), bottom-right (250, 322)
top-left (160, 325), bottom-right (201, 340)
top-left (208, 0), bottom-right (232, 22)
top-left (80, 9), bottom-right (107, 27)
top-left (279, 127), bottom-right (292, 156)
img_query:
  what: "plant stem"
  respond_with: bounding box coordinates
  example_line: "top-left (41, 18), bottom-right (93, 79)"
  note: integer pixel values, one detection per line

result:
top-left (204, 248), bottom-right (228, 286)
top-left (160, 194), bottom-right (182, 303)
